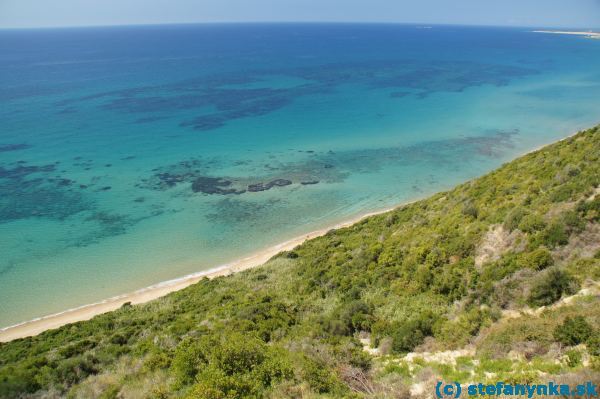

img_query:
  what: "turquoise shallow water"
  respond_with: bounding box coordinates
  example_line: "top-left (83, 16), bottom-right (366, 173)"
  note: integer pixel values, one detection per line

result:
top-left (1, 24), bottom-right (600, 327)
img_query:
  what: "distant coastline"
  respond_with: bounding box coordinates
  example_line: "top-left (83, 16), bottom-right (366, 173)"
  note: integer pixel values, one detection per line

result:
top-left (533, 30), bottom-right (600, 39)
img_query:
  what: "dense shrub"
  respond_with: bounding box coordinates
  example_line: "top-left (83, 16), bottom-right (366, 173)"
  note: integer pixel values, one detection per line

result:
top-left (587, 332), bottom-right (600, 356)
top-left (389, 312), bottom-right (438, 353)
top-left (462, 202), bottom-right (479, 219)
top-left (518, 213), bottom-right (546, 233)
top-left (301, 357), bottom-right (343, 394)
top-left (528, 268), bottom-right (578, 307)
top-left (536, 222), bottom-right (569, 248)
top-left (561, 210), bottom-right (586, 234)
top-left (565, 349), bottom-right (582, 367)
top-left (577, 197), bottom-right (600, 222)
top-left (172, 333), bottom-right (292, 397)
top-left (554, 316), bottom-right (594, 346)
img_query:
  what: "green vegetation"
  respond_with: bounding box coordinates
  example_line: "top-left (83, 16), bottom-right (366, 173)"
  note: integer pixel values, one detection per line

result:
top-left (554, 316), bottom-right (594, 347)
top-left (1, 126), bottom-right (599, 398)
top-left (528, 268), bottom-right (577, 307)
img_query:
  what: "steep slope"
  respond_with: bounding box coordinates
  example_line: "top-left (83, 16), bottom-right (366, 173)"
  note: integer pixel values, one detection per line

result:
top-left (0, 126), bottom-right (599, 398)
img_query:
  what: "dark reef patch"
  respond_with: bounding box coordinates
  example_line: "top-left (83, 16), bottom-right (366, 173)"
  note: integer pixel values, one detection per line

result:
top-left (52, 178), bottom-right (74, 187)
top-left (247, 179), bottom-right (292, 192)
top-left (139, 129), bottom-right (516, 201)
top-left (142, 156), bottom-right (327, 196)
top-left (323, 129), bottom-right (518, 172)
top-left (0, 164), bottom-right (56, 179)
top-left (143, 155), bottom-right (339, 196)
top-left (141, 158), bottom-right (217, 191)
top-left (0, 162), bottom-right (93, 223)
top-left (135, 116), bottom-right (167, 124)
top-left (0, 84), bottom-right (67, 102)
top-left (55, 59), bottom-right (537, 132)
top-left (0, 144), bottom-right (32, 153)
top-left (70, 211), bottom-right (142, 247)
top-left (0, 180), bottom-right (91, 222)
top-left (192, 176), bottom-right (245, 195)
top-left (0, 261), bottom-right (17, 277)
top-left (390, 91), bottom-right (411, 98)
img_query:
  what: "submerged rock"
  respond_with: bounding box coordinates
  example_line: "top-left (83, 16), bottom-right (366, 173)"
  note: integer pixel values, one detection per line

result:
top-left (157, 172), bottom-right (190, 187)
top-left (192, 176), bottom-right (245, 195)
top-left (270, 179), bottom-right (292, 187)
top-left (0, 164), bottom-right (56, 179)
top-left (0, 143), bottom-right (31, 153)
top-left (56, 178), bottom-right (73, 187)
top-left (301, 180), bottom-right (319, 185)
top-left (247, 183), bottom-right (268, 192)
top-left (248, 179), bottom-right (292, 192)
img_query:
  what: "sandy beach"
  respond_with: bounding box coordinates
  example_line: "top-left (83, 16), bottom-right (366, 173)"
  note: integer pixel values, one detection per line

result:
top-left (533, 30), bottom-right (600, 39)
top-left (0, 206), bottom-right (397, 343)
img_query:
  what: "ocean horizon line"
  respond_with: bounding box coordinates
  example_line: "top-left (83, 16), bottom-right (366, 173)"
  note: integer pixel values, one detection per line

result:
top-left (1, 20), bottom-right (597, 32)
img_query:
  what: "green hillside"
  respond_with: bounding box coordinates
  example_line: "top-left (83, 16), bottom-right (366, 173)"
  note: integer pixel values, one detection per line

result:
top-left (1, 126), bottom-right (599, 398)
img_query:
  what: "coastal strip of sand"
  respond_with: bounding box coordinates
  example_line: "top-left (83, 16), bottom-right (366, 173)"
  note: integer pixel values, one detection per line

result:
top-left (533, 30), bottom-right (600, 39)
top-left (0, 206), bottom-right (397, 343)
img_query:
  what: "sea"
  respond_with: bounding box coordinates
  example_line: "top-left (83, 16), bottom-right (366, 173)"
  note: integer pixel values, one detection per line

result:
top-left (1, 23), bottom-right (600, 328)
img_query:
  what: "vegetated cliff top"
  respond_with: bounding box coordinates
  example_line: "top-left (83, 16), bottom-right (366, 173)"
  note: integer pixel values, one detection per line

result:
top-left (1, 126), bottom-right (599, 398)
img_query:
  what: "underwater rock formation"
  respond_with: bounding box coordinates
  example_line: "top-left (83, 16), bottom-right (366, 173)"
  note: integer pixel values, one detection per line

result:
top-left (0, 144), bottom-right (31, 153)
top-left (247, 179), bottom-right (292, 192)
top-left (192, 176), bottom-right (245, 195)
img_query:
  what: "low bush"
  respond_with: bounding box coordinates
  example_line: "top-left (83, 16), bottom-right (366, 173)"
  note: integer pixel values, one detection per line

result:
top-left (518, 213), bottom-right (546, 233)
top-left (522, 248), bottom-right (554, 270)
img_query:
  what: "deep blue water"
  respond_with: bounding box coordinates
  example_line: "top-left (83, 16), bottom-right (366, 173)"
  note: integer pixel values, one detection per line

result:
top-left (1, 23), bottom-right (600, 327)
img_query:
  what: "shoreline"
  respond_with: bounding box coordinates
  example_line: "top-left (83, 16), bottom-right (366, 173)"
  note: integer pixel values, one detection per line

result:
top-left (532, 30), bottom-right (600, 39)
top-left (0, 205), bottom-right (398, 343)
top-left (0, 125), bottom-right (594, 343)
